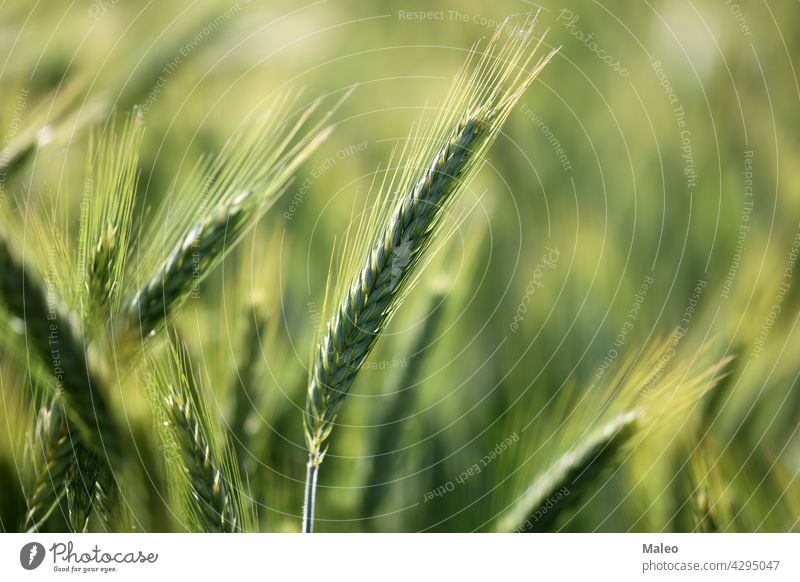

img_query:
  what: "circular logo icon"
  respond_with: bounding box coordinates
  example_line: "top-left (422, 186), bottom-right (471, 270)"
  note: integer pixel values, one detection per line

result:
top-left (20, 542), bottom-right (46, 570)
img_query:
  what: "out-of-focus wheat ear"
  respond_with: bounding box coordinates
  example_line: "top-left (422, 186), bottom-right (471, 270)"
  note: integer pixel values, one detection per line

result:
top-left (229, 308), bottom-right (269, 461)
top-left (66, 442), bottom-right (99, 533)
top-left (121, 90), bottom-right (346, 341)
top-left (124, 191), bottom-right (256, 339)
top-left (78, 111), bottom-right (143, 325)
top-left (0, 234), bottom-right (119, 460)
top-left (684, 441), bottom-right (730, 532)
top-left (94, 460), bottom-right (126, 531)
top-left (360, 285), bottom-right (448, 519)
top-left (164, 390), bottom-right (240, 532)
top-left (0, 83), bottom-right (106, 180)
top-left (494, 411), bottom-right (639, 533)
top-left (24, 404), bottom-right (72, 532)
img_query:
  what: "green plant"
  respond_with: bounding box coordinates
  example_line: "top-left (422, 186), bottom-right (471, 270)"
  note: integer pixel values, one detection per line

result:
top-left (24, 403), bottom-right (72, 532)
top-left (158, 342), bottom-right (248, 533)
top-left (301, 19), bottom-right (557, 532)
top-left (0, 90), bottom-right (335, 532)
top-left (2, 4), bottom-right (796, 537)
top-left (122, 94), bottom-right (338, 339)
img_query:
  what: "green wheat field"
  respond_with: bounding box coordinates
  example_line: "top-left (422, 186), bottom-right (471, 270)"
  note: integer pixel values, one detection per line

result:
top-left (0, 0), bottom-right (798, 533)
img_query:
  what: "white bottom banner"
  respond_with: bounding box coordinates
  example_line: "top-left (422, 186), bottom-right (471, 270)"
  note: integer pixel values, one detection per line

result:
top-left (1, 533), bottom-right (797, 581)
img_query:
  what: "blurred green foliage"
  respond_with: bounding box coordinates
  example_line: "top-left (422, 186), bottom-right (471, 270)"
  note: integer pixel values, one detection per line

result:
top-left (0, 0), bottom-right (798, 532)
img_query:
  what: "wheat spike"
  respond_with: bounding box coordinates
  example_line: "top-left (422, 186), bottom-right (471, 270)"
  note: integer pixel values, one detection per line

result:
top-left (0, 234), bottom-right (118, 458)
top-left (302, 16), bottom-right (556, 532)
top-left (66, 442), bottom-right (99, 532)
top-left (164, 390), bottom-right (240, 532)
top-left (24, 404), bottom-right (72, 532)
top-left (122, 93), bottom-right (340, 339)
top-left (79, 112), bottom-right (143, 322)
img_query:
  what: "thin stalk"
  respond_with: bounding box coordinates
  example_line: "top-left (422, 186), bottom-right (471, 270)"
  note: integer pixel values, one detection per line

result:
top-left (301, 461), bottom-right (320, 533)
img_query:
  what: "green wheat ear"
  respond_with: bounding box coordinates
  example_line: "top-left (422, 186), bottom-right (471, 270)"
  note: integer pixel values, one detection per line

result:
top-left (78, 111), bottom-right (144, 326)
top-left (493, 340), bottom-right (732, 533)
top-left (121, 90), bottom-right (345, 341)
top-left (24, 403), bottom-right (72, 532)
top-left (0, 235), bottom-right (119, 460)
top-left (495, 411), bottom-right (639, 533)
top-left (156, 338), bottom-right (253, 533)
top-left (301, 14), bottom-right (557, 532)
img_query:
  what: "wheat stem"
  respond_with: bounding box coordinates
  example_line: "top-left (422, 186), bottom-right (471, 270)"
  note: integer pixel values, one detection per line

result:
top-left (301, 462), bottom-right (319, 533)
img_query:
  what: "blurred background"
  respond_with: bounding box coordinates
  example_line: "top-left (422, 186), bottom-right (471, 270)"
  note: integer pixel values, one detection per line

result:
top-left (1, 0), bottom-right (798, 532)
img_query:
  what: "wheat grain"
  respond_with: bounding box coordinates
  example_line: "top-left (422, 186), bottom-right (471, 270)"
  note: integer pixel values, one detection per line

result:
top-left (24, 404), bottom-right (72, 532)
top-left (302, 17), bottom-right (555, 532)
top-left (164, 390), bottom-right (240, 532)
